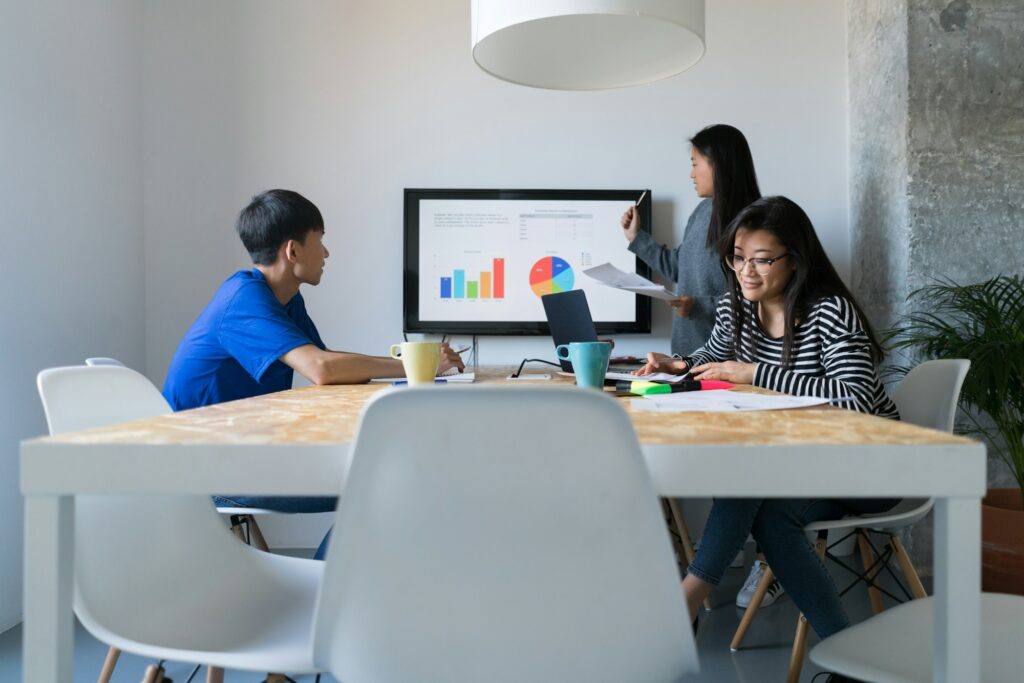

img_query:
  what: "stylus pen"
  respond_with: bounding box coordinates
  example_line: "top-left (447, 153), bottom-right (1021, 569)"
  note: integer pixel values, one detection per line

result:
top-left (636, 190), bottom-right (647, 206)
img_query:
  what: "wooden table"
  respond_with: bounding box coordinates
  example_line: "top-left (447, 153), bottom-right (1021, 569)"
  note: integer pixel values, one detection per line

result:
top-left (21, 369), bottom-right (986, 682)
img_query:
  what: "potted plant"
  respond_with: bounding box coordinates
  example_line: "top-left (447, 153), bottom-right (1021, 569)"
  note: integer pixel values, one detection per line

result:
top-left (885, 275), bottom-right (1024, 595)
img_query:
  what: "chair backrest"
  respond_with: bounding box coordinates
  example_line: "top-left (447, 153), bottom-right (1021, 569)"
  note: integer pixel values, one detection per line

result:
top-left (893, 359), bottom-right (971, 432)
top-left (36, 365), bottom-right (285, 651)
top-left (39, 364), bottom-right (171, 435)
top-left (84, 357), bottom-right (126, 367)
top-left (312, 386), bottom-right (698, 683)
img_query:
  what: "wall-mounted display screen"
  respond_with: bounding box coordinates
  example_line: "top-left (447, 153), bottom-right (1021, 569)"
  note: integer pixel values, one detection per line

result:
top-left (404, 189), bottom-right (652, 335)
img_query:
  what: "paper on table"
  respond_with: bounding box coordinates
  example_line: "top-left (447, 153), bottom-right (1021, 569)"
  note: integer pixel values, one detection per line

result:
top-left (605, 371), bottom-right (689, 383)
top-left (630, 390), bottom-right (834, 412)
top-left (582, 263), bottom-right (677, 301)
top-left (369, 372), bottom-right (476, 384)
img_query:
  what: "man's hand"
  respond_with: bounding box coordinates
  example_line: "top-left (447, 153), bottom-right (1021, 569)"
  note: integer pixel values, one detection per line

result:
top-left (620, 206), bottom-right (641, 243)
top-left (438, 342), bottom-right (465, 375)
top-left (634, 352), bottom-right (689, 376)
top-left (689, 361), bottom-right (756, 384)
top-left (667, 295), bottom-right (695, 318)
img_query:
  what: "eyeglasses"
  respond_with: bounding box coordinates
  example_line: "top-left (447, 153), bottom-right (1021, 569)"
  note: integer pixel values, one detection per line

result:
top-left (725, 253), bottom-right (788, 275)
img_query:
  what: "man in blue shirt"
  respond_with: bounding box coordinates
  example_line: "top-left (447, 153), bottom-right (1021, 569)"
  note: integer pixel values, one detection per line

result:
top-left (163, 189), bottom-right (463, 557)
top-left (165, 189), bottom-right (463, 408)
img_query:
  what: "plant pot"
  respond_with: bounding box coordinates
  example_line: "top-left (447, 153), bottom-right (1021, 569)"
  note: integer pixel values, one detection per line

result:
top-left (981, 488), bottom-right (1024, 595)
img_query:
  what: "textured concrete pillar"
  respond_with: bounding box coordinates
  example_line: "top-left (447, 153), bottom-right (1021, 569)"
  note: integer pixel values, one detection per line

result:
top-left (849, 0), bottom-right (1024, 572)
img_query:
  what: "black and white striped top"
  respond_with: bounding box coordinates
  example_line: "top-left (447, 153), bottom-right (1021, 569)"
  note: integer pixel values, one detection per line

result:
top-left (685, 295), bottom-right (899, 418)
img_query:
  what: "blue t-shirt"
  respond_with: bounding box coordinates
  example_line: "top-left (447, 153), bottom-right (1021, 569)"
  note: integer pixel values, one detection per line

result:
top-left (162, 269), bottom-right (325, 411)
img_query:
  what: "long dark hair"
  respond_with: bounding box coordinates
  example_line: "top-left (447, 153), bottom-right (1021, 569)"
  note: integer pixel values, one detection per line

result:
top-left (690, 124), bottom-right (761, 249)
top-left (719, 196), bottom-right (884, 367)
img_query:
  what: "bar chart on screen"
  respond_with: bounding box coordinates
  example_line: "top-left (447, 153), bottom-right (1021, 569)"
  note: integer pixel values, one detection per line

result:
top-left (439, 257), bottom-right (506, 299)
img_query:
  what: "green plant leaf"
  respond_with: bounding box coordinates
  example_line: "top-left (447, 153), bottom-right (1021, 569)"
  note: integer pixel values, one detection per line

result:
top-left (884, 275), bottom-right (1024, 497)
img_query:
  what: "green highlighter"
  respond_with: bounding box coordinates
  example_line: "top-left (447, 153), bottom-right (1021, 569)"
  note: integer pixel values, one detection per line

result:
top-left (629, 381), bottom-right (673, 395)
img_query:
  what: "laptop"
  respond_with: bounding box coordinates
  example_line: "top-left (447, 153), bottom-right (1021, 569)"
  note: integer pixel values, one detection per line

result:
top-left (541, 290), bottom-right (598, 372)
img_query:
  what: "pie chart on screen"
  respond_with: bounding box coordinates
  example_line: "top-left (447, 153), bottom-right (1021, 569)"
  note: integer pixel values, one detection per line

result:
top-left (529, 256), bottom-right (574, 296)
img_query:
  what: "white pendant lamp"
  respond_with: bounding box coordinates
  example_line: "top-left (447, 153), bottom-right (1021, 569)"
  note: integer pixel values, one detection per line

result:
top-left (471, 0), bottom-right (705, 90)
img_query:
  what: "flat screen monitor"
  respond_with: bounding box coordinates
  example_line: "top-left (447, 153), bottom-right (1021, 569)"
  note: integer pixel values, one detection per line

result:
top-left (403, 188), bottom-right (652, 335)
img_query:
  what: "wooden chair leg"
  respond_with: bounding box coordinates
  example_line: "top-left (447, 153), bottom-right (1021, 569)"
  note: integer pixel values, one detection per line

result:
top-left (230, 520), bottom-right (247, 543)
top-left (140, 665), bottom-right (163, 683)
top-left (858, 530), bottom-right (884, 614)
top-left (660, 499), bottom-right (689, 576)
top-left (730, 564), bottom-right (774, 651)
top-left (245, 514), bottom-right (271, 552)
top-left (786, 531), bottom-right (828, 683)
top-left (891, 535), bottom-right (929, 599)
top-left (96, 646), bottom-right (121, 683)
top-left (787, 614), bottom-right (812, 683)
top-left (206, 666), bottom-right (225, 683)
top-left (665, 499), bottom-right (696, 564)
top-left (665, 498), bottom-right (713, 610)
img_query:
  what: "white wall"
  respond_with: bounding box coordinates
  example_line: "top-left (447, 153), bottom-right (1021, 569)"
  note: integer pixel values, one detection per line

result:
top-left (144, 0), bottom-right (850, 381)
top-left (0, 2), bottom-right (145, 629)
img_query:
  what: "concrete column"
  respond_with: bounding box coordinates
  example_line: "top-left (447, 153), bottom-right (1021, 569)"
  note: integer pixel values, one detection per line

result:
top-left (848, 0), bottom-right (1024, 570)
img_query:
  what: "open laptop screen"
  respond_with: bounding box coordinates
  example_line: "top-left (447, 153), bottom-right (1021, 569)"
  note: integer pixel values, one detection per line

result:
top-left (541, 290), bottom-right (598, 372)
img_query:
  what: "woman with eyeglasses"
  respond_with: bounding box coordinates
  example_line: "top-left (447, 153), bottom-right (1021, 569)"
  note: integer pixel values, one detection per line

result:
top-left (638, 196), bottom-right (899, 643)
top-left (620, 123), bottom-right (761, 357)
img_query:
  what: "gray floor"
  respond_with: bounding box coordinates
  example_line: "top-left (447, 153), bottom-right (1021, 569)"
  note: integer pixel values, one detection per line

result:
top-left (0, 551), bottom-right (923, 683)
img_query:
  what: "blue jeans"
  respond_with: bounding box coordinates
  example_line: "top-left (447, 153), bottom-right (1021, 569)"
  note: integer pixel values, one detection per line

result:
top-left (213, 495), bottom-right (337, 561)
top-left (688, 497), bottom-right (898, 639)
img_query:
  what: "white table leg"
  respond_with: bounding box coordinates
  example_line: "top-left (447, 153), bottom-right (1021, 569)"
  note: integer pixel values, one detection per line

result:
top-left (24, 495), bottom-right (74, 683)
top-left (933, 496), bottom-right (980, 683)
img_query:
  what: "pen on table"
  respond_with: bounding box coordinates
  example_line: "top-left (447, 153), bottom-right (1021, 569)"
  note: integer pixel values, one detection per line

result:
top-left (393, 379), bottom-right (447, 386)
top-left (636, 190), bottom-right (647, 206)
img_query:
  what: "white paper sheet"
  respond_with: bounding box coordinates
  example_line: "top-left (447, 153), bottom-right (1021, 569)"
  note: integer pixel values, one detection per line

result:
top-left (582, 263), bottom-right (677, 300)
top-left (630, 390), bottom-right (834, 412)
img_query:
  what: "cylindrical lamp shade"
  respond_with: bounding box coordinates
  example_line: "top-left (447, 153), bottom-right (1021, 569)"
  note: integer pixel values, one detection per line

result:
top-left (471, 0), bottom-right (705, 90)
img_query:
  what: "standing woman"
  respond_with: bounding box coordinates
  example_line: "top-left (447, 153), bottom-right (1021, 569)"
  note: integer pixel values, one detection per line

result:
top-left (640, 196), bottom-right (900, 641)
top-left (621, 123), bottom-right (761, 357)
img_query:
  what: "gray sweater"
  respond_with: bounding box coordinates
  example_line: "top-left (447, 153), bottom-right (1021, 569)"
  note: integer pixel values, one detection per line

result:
top-left (628, 198), bottom-right (724, 356)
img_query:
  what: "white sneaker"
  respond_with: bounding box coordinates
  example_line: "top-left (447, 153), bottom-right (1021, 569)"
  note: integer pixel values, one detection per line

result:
top-left (735, 560), bottom-right (785, 608)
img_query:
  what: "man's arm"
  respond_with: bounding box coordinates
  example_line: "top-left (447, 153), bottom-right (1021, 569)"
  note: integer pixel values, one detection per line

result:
top-left (281, 344), bottom-right (405, 385)
top-left (281, 342), bottom-right (465, 385)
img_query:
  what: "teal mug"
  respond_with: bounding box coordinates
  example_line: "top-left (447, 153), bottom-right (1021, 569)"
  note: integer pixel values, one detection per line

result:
top-left (555, 342), bottom-right (612, 389)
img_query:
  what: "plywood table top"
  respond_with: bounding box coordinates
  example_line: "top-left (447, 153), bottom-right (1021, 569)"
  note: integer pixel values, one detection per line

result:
top-left (32, 367), bottom-right (973, 449)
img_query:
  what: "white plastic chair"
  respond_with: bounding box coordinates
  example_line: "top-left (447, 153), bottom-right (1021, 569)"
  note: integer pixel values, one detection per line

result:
top-left (83, 357), bottom-right (280, 551)
top-left (311, 386), bottom-right (699, 683)
top-left (811, 593), bottom-right (1024, 682)
top-left (731, 359), bottom-right (971, 683)
top-left (85, 357), bottom-right (127, 367)
top-left (37, 365), bottom-right (323, 683)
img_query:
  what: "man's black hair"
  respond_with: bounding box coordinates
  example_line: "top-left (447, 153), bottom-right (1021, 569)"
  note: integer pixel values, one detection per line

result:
top-left (236, 189), bottom-right (324, 265)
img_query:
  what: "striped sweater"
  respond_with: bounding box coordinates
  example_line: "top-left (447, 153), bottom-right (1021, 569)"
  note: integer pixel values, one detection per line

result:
top-left (685, 295), bottom-right (899, 418)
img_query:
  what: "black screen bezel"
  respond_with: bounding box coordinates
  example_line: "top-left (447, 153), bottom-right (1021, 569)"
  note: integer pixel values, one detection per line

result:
top-left (403, 188), bottom-right (653, 335)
